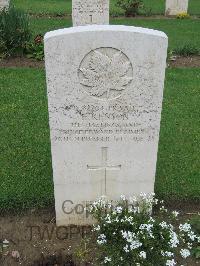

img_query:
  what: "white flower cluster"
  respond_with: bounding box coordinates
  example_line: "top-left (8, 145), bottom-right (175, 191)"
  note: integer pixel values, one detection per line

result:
top-left (92, 224), bottom-right (101, 232)
top-left (179, 223), bottom-right (191, 232)
top-left (169, 230), bottom-right (179, 248)
top-left (121, 230), bottom-right (142, 251)
top-left (159, 221), bottom-right (173, 230)
top-left (90, 196), bottom-right (107, 211)
top-left (179, 223), bottom-right (199, 241)
top-left (90, 194), bottom-right (199, 266)
top-left (161, 251), bottom-right (174, 257)
top-left (180, 248), bottom-right (190, 259)
top-left (97, 233), bottom-right (107, 245)
top-left (139, 223), bottom-right (154, 238)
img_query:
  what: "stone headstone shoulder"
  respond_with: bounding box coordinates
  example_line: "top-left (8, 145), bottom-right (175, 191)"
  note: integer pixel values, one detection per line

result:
top-left (72, 0), bottom-right (109, 26)
top-left (165, 0), bottom-right (189, 16)
top-left (44, 25), bottom-right (168, 226)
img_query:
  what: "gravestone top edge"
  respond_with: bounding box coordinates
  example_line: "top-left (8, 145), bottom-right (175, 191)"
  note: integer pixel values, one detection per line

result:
top-left (44, 25), bottom-right (168, 41)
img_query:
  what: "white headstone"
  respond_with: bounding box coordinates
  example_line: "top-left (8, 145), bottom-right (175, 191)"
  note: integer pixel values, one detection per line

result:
top-left (72, 0), bottom-right (109, 26)
top-left (165, 0), bottom-right (189, 16)
top-left (44, 25), bottom-right (168, 226)
top-left (0, 0), bottom-right (9, 10)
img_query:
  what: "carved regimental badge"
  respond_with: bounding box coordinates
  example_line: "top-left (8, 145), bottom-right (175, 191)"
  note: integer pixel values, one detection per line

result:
top-left (78, 48), bottom-right (133, 100)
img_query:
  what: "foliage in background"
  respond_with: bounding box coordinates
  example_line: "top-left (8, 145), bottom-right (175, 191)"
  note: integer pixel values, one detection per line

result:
top-left (116, 0), bottom-right (144, 16)
top-left (77, 194), bottom-right (200, 265)
top-left (0, 5), bottom-right (31, 58)
top-left (173, 44), bottom-right (200, 56)
top-left (12, 0), bottom-right (200, 16)
top-left (25, 34), bottom-right (44, 61)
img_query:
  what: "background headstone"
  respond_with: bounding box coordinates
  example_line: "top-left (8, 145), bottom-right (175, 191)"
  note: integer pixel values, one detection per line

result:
top-left (165, 0), bottom-right (189, 16)
top-left (0, 0), bottom-right (9, 10)
top-left (72, 0), bottom-right (109, 26)
top-left (45, 25), bottom-right (168, 226)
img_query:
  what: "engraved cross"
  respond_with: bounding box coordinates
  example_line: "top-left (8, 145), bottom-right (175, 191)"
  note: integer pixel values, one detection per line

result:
top-left (87, 147), bottom-right (121, 195)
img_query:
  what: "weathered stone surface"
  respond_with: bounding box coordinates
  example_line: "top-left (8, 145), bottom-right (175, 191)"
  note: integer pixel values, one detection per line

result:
top-left (165, 0), bottom-right (189, 16)
top-left (0, 0), bottom-right (9, 10)
top-left (72, 0), bottom-right (109, 26)
top-left (44, 25), bottom-right (168, 225)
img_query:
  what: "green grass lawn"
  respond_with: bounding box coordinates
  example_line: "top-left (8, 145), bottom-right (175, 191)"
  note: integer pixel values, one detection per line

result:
top-left (30, 17), bottom-right (200, 51)
top-left (0, 69), bottom-right (53, 211)
top-left (0, 68), bottom-right (199, 211)
top-left (12, 0), bottom-right (200, 15)
top-left (111, 18), bottom-right (200, 51)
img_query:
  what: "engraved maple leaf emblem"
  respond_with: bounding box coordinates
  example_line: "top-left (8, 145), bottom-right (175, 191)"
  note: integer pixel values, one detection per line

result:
top-left (79, 49), bottom-right (133, 99)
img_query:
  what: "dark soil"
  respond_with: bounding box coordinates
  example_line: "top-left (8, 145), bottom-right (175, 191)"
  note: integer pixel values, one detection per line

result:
top-left (169, 55), bottom-right (200, 68)
top-left (1, 56), bottom-right (200, 69)
top-left (0, 57), bottom-right (44, 68)
top-left (0, 207), bottom-right (92, 265)
top-left (0, 203), bottom-right (199, 266)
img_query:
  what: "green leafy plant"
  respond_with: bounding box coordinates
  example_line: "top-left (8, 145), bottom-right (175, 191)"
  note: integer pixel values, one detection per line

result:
top-left (173, 44), bottom-right (200, 56)
top-left (25, 34), bottom-right (44, 61)
top-left (116, 0), bottom-right (144, 17)
top-left (82, 194), bottom-right (200, 265)
top-left (0, 5), bottom-right (31, 58)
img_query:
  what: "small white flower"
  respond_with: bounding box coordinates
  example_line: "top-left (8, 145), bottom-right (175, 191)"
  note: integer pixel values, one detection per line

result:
top-left (120, 195), bottom-right (126, 201)
top-left (166, 259), bottom-right (176, 266)
top-left (133, 206), bottom-right (140, 214)
top-left (93, 225), bottom-right (100, 231)
top-left (160, 221), bottom-right (168, 229)
top-left (129, 196), bottom-right (137, 203)
top-left (187, 230), bottom-right (197, 241)
top-left (165, 251), bottom-right (174, 257)
top-left (180, 248), bottom-right (190, 259)
top-left (105, 214), bottom-right (112, 224)
top-left (2, 239), bottom-right (9, 248)
top-left (139, 223), bottom-right (154, 238)
top-left (154, 198), bottom-right (159, 204)
top-left (160, 206), bottom-right (168, 212)
top-left (97, 234), bottom-right (107, 245)
top-left (123, 244), bottom-right (129, 253)
top-left (169, 231), bottom-right (179, 248)
top-left (104, 256), bottom-right (111, 263)
top-left (139, 251), bottom-right (146, 259)
top-left (172, 211), bottom-right (179, 217)
top-left (140, 192), bottom-right (147, 199)
top-left (149, 217), bottom-right (155, 223)
top-left (130, 240), bottom-right (142, 250)
top-left (116, 206), bottom-right (123, 214)
top-left (161, 251), bottom-right (174, 257)
top-left (115, 216), bottom-right (119, 222)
